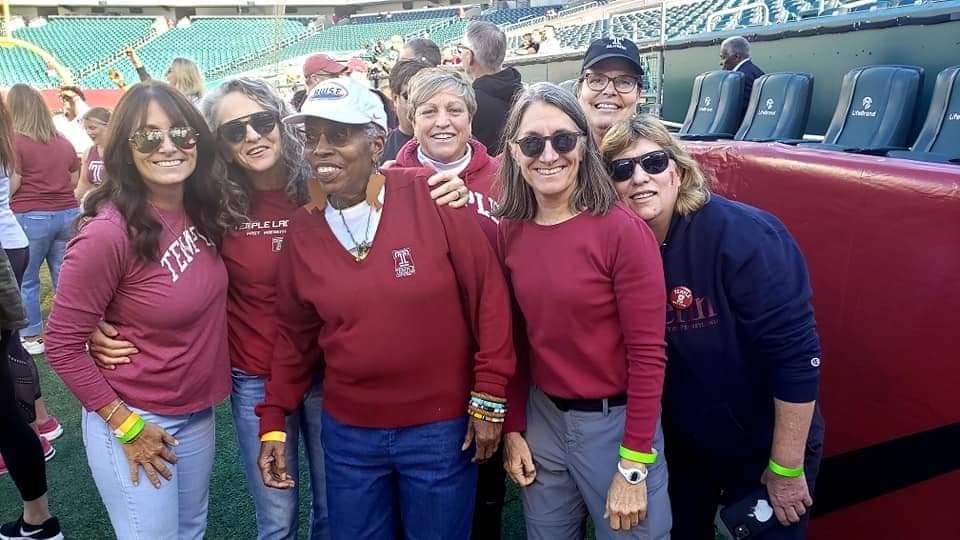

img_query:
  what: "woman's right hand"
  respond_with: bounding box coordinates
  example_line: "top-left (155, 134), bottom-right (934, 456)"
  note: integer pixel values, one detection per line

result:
top-left (258, 441), bottom-right (295, 489)
top-left (89, 321), bottom-right (138, 369)
top-left (503, 432), bottom-right (537, 487)
top-left (122, 421), bottom-right (179, 488)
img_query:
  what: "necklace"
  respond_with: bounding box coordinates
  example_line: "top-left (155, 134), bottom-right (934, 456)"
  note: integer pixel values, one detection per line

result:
top-left (150, 202), bottom-right (186, 238)
top-left (337, 202), bottom-right (375, 262)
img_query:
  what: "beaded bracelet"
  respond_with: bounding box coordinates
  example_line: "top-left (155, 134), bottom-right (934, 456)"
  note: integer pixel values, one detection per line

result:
top-left (467, 409), bottom-right (506, 423)
top-left (469, 396), bottom-right (507, 412)
top-left (467, 405), bottom-right (506, 419)
top-left (469, 401), bottom-right (508, 414)
top-left (470, 391), bottom-right (506, 404)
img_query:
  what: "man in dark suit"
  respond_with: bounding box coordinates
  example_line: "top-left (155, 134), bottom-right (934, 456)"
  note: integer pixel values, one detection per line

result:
top-left (720, 36), bottom-right (764, 116)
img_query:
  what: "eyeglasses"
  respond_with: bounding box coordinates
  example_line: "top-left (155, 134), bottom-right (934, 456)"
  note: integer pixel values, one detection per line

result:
top-left (218, 112), bottom-right (277, 144)
top-left (607, 150), bottom-right (672, 182)
top-left (128, 126), bottom-right (199, 154)
top-left (580, 73), bottom-right (640, 94)
top-left (304, 123), bottom-right (356, 147)
top-left (514, 130), bottom-right (584, 158)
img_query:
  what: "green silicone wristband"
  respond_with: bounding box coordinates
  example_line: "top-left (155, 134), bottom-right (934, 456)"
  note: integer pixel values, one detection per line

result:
top-left (118, 417), bottom-right (146, 444)
top-left (768, 458), bottom-right (803, 478)
top-left (619, 445), bottom-right (658, 464)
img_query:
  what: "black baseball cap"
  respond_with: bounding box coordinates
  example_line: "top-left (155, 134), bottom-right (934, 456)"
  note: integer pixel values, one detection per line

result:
top-left (581, 37), bottom-right (643, 76)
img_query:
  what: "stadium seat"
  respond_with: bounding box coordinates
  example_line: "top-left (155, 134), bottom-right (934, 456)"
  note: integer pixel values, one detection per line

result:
top-left (796, 65), bottom-right (923, 152)
top-left (885, 65), bottom-right (960, 164)
top-left (677, 70), bottom-right (745, 139)
top-left (735, 72), bottom-right (813, 141)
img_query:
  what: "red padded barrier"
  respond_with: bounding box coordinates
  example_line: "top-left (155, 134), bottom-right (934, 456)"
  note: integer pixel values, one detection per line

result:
top-left (685, 141), bottom-right (960, 539)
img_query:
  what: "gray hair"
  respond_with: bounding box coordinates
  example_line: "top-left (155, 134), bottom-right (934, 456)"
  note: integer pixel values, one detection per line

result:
top-left (200, 77), bottom-right (310, 213)
top-left (494, 82), bottom-right (617, 221)
top-left (403, 38), bottom-right (442, 67)
top-left (406, 68), bottom-right (478, 125)
top-left (464, 21), bottom-right (507, 70)
top-left (721, 36), bottom-right (751, 58)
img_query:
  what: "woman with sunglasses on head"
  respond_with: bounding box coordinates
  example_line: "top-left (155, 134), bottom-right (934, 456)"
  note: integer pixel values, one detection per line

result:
top-left (577, 37), bottom-right (645, 145)
top-left (43, 81), bottom-right (243, 539)
top-left (256, 77), bottom-right (515, 540)
top-left (497, 83), bottom-right (671, 540)
top-left (75, 107), bottom-right (111, 201)
top-left (600, 116), bottom-right (823, 540)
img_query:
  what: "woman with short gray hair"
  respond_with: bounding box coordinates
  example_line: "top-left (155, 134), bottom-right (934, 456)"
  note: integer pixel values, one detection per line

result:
top-left (498, 82), bottom-right (672, 540)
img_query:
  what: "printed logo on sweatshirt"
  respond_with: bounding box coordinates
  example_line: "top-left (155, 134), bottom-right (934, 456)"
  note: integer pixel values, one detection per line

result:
top-left (159, 226), bottom-right (216, 283)
top-left (272, 237), bottom-right (284, 252)
top-left (236, 219), bottom-right (288, 253)
top-left (393, 248), bottom-right (416, 278)
top-left (666, 286), bottom-right (719, 332)
top-left (469, 191), bottom-right (500, 224)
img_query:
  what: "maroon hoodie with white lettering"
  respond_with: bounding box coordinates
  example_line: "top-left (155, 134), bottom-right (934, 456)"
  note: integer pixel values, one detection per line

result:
top-left (395, 137), bottom-right (501, 247)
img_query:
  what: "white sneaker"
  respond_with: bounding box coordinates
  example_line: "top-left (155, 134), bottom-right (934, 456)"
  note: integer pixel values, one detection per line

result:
top-left (20, 338), bottom-right (44, 355)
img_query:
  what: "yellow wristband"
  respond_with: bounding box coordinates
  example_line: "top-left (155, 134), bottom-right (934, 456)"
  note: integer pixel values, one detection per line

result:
top-left (260, 431), bottom-right (287, 443)
top-left (115, 412), bottom-right (140, 434)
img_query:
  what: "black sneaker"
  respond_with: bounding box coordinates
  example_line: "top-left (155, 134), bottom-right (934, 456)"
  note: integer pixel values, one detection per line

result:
top-left (0, 516), bottom-right (63, 540)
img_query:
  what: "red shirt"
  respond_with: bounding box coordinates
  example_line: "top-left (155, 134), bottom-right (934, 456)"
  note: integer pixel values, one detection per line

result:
top-left (221, 189), bottom-right (297, 377)
top-left (45, 203), bottom-right (230, 415)
top-left (499, 204), bottom-right (666, 453)
top-left (12, 134), bottom-right (80, 213)
top-left (394, 138), bottom-right (501, 246)
top-left (257, 168), bottom-right (515, 434)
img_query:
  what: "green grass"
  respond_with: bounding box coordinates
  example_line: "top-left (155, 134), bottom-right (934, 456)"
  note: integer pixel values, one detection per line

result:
top-left (1, 265), bottom-right (532, 538)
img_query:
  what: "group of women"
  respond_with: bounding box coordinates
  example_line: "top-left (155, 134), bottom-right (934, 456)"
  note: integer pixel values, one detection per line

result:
top-left (2, 34), bottom-right (821, 540)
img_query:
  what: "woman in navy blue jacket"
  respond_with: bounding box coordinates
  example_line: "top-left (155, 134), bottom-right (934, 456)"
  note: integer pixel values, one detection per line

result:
top-left (600, 115), bottom-right (825, 540)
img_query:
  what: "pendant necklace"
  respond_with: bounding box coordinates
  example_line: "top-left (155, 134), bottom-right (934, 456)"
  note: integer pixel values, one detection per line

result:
top-left (338, 202), bottom-right (375, 262)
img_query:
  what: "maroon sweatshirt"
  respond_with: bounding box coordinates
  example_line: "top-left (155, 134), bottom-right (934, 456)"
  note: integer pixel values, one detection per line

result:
top-left (499, 204), bottom-right (667, 454)
top-left (394, 138), bottom-right (501, 247)
top-left (257, 168), bottom-right (515, 434)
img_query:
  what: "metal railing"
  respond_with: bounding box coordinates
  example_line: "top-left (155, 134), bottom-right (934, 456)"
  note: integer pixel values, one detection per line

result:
top-left (706, 2), bottom-right (770, 32)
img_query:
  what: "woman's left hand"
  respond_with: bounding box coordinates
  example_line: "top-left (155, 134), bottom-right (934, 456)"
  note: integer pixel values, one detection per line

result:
top-left (461, 417), bottom-right (502, 463)
top-left (428, 171), bottom-right (470, 208)
top-left (604, 463), bottom-right (648, 531)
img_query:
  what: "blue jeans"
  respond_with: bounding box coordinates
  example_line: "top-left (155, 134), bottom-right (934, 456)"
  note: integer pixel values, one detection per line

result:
top-left (321, 412), bottom-right (477, 540)
top-left (231, 369), bottom-right (328, 540)
top-left (15, 207), bottom-right (79, 337)
top-left (81, 406), bottom-right (215, 540)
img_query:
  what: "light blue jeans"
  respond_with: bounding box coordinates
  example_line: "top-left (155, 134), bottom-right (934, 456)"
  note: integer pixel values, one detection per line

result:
top-left (15, 207), bottom-right (79, 337)
top-left (231, 369), bottom-right (328, 540)
top-left (81, 406), bottom-right (216, 540)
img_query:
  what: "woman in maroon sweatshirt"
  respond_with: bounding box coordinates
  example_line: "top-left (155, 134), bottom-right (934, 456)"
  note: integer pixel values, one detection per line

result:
top-left (255, 77), bottom-right (515, 540)
top-left (496, 83), bottom-right (672, 539)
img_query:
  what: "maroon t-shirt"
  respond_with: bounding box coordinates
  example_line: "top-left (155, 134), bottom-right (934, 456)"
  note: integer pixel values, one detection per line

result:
top-left (12, 134), bottom-right (80, 213)
top-left (221, 189), bottom-right (297, 377)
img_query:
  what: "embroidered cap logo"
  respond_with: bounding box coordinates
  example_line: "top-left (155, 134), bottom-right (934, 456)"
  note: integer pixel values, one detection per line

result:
top-left (310, 82), bottom-right (348, 101)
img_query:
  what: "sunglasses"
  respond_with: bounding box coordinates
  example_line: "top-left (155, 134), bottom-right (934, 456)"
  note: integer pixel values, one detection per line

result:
top-left (514, 130), bottom-right (583, 158)
top-left (128, 126), bottom-right (199, 154)
top-left (580, 73), bottom-right (640, 94)
top-left (218, 112), bottom-right (277, 144)
top-left (304, 123), bottom-right (356, 147)
top-left (607, 150), bottom-right (672, 182)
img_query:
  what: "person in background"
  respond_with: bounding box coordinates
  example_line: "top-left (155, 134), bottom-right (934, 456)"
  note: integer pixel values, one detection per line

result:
top-left (537, 26), bottom-right (562, 55)
top-left (460, 21), bottom-right (523, 156)
top-left (498, 83), bottom-right (672, 540)
top-left (44, 81), bottom-right (241, 539)
top-left (53, 86), bottom-right (92, 155)
top-left (75, 107), bottom-right (111, 201)
top-left (124, 49), bottom-right (205, 105)
top-left (291, 54), bottom-right (348, 112)
top-left (0, 96), bottom-right (64, 540)
top-left (515, 33), bottom-right (539, 56)
top-left (719, 36), bottom-right (764, 116)
top-left (399, 37), bottom-right (442, 67)
top-left (256, 77), bottom-right (514, 540)
top-left (7, 84), bottom-right (81, 357)
top-left (601, 115), bottom-right (823, 540)
top-left (577, 37), bottom-right (644, 146)
top-left (381, 60), bottom-right (432, 164)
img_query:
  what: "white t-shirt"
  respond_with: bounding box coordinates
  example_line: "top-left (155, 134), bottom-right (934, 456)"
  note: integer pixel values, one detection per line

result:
top-left (323, 186), bottom-right (385, 259)
top-left (0, 172), bottom-right (29, 250)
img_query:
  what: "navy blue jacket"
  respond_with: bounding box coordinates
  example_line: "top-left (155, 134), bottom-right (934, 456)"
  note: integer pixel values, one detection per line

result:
top-left (660, 194), bottom-right (821, 453)
top-left (736, 59), bottom-right (765, 116)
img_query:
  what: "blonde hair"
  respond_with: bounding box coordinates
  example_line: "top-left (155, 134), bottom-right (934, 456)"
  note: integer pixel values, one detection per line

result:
top-left (167, 58), bottom-right (205, 99)
top-left (7, 84), bottom-right (58, 143)
top-left (601, 115), bottom-right (710, 216)
top-left (406, 67), bottom-right (478, 126)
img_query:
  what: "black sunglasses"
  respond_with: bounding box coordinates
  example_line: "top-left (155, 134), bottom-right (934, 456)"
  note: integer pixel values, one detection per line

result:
top-left (304, 123), bottom-right (356, 148)
top-left (128, 126), bottom-right (198, 154)
top-left (607, 150), bottom-right (672, 182)
top-left (218, 111), bottom-right (277, 144)
top-left (514, 130), bottom-right (584, 158)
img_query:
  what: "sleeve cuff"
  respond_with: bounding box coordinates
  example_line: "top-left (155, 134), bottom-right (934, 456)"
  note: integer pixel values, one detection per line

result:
top-left (258, 407), bottom-right (287, 437)
top-left (774, 376), bottom-right (819, 404)
top-left (473, 379), bottom-right (507, 401)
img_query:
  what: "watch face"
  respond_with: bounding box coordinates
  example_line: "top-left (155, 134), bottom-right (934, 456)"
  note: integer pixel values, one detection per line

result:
top-left (629, 471), bottom-right (641, 483)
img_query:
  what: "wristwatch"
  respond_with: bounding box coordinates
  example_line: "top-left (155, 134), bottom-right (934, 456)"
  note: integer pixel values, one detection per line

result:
top-left (617, 462), bottom-right (648, 484)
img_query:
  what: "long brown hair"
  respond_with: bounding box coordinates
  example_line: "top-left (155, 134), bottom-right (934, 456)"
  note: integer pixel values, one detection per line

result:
top-left (81, 81), bottom-right (243, 260)
top-left (7, 84), bottom-right (58, 143)
top-left (0, 98), bottom-right (15, 174)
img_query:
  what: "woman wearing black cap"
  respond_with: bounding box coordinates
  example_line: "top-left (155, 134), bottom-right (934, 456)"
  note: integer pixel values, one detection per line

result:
top-left (577, 37), bottom-right (645, 144)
